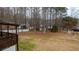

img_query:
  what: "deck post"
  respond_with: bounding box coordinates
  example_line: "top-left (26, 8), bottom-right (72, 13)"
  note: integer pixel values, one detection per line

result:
top-left (7, 25), bottom-right (9, 37)
top-left (15, 26), bottom-right (19, 51)
top-left (0, 25), bottom-right (2, 37)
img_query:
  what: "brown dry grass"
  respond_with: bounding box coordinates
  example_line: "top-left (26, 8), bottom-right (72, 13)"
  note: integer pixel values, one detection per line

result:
top-left (19, 32), bottom-right (79, 51)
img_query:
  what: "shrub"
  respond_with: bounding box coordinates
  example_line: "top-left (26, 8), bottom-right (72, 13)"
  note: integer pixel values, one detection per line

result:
top-left (51, 25), bottom-right (58, 32)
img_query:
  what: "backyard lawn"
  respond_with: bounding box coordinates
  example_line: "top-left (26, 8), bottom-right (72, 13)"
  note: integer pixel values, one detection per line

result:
top-left (19, 32), bottom-right (79, 51)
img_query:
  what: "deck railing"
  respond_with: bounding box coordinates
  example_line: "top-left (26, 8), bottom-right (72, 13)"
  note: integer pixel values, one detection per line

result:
top-left (0, 22), bottom-right (19, 51)
top-left (0, 32), bottom-right (18, 50)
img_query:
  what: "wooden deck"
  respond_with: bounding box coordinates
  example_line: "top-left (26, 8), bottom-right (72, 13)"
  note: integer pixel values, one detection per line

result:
top-left (0, 21), bottom-right (19, 51)
top-left (0, 32), bottom-right (18, 50)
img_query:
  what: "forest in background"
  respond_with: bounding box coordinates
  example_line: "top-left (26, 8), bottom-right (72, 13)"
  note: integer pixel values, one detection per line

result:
top-left (0, 7), bottom-right (78, 32)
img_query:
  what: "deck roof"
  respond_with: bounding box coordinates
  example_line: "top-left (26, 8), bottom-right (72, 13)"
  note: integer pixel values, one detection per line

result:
top-left (0, 20), bottom-right (19, 26)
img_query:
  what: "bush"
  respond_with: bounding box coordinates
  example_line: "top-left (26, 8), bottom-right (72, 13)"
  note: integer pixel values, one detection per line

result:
top-left (51, 25), bottom-right (58, 32)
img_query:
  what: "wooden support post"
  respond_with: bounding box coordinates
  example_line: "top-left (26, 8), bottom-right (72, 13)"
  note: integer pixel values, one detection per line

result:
top-left (0, 25), bottom-right (1, 37)
top-left (15, 26), bottom-right (19, 51)
top-left (0, 25), bottom-right (2, 37)
top-left (7, 25), bottom-right (9, 38)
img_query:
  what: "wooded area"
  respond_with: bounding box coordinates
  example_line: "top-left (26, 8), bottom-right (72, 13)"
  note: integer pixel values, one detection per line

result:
top-left (0, 7), bottom-right (78, 32)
